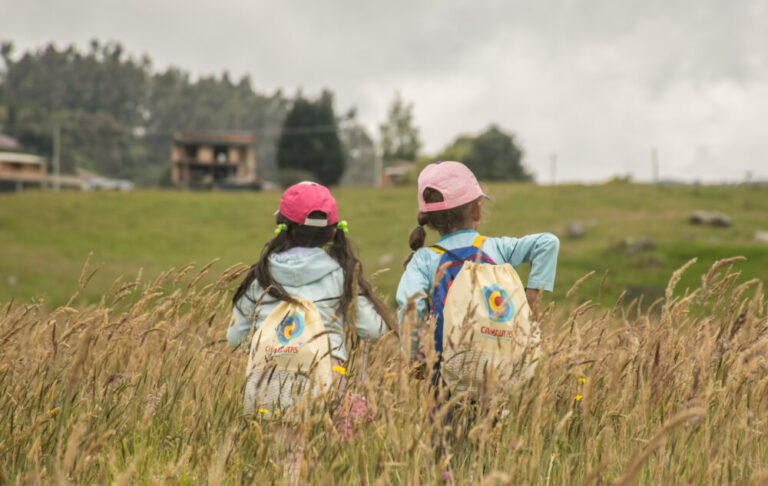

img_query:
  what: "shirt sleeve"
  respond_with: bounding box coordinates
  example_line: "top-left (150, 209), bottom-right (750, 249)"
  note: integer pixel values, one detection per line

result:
top-left (498, 232), bottom-right (560, 291)
top-left (226, 284), bottom-right (262, 348)
top-left (395, 249), bottom-right (434, 324)
top-left (350, 293), bottom-right (387, 342)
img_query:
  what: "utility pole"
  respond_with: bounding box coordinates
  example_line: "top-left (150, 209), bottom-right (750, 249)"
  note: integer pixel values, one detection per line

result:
top-left (651, 146), bottom-right (659, 185)
top-left (550, 153), bottom-right (557, 185)
top-left (53, 124), bottom-right (61, 191)
top-left (373, 154), bottom-right (383, 188)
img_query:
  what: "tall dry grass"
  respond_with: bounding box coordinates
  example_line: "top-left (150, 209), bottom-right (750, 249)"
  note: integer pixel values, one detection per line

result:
top-left (1, 257), bottom-right (767, 484)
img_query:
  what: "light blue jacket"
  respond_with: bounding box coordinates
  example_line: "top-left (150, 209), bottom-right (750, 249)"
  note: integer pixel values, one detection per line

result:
top-left (227, 247), bottom-right (387, 361)
top-left (396, 229), bottom-right (560, 321)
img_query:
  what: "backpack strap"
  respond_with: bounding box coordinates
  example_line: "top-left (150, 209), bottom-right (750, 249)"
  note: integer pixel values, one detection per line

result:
top-left (428, 245), bottom-right (444, 255)
top-left (259, 295), bottom-right (340, 305)
top-left (472, 235), bottom-right (486, 249)
top-left (429, 244), bottom-right (463, 261)
top-left (429, 235), bottom-right (488, 262)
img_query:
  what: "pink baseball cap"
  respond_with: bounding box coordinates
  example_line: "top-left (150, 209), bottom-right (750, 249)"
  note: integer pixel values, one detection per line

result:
top-left (278, 182), bottom-right (339, 226)
top-left (417, 161), bottom-right (489, 212)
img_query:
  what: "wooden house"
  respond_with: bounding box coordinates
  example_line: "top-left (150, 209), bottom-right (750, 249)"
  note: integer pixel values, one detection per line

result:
top-left (0, 151), bottom-right (47, 192)
top-left (171, 132), bottom-right (259, 189)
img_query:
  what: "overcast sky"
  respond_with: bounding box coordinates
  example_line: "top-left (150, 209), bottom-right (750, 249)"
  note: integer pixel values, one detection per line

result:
top-left (2, 0), bottom-right (766, 183)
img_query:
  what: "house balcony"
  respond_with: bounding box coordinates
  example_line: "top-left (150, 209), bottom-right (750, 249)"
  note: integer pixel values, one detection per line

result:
top-left (173, 157), bottom-right (240, 167)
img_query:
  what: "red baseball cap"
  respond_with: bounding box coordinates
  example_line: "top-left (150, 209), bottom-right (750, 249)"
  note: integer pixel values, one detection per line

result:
top-left (278, 182), bottom-right (339, 226)
top-left (417, 161), bottom-right (489, 212)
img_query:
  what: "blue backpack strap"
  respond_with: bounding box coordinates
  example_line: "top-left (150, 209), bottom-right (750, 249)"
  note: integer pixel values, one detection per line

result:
top-left (427, 236), bottom-right (496, 353)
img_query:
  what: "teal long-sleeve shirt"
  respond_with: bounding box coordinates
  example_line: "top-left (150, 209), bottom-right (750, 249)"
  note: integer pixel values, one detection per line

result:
top-left (227, 247), bottom-right (387, 361)
top-left (395, 229), bottom-right (560, 322)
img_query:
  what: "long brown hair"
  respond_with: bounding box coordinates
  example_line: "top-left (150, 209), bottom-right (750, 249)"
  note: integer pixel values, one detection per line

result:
top-left (232, 211), bottom-right (396, 332)
top-left (404, 188), bottom-right (481, 267)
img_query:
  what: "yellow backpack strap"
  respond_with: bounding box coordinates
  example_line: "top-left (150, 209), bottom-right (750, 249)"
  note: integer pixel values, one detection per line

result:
top-left (428, 245), bottom-right (446, 255)
top-left (472, 235), bottom-right (486, 249)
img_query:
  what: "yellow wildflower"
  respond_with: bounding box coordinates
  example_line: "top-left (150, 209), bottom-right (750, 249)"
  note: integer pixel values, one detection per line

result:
top-left (332, 365), bottom-right (347, 375)
top-left (258, 408), bottom-right (280, 416)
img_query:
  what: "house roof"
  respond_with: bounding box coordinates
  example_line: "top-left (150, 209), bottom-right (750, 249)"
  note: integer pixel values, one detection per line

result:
top-left (174, 131), bottom-right (258, 146)
top-left (0, 151), bottom-right (46, 165)
top-left (383, 161), bottom-right (416, 176)
top-left (0, 133), bottom-right (21, 151)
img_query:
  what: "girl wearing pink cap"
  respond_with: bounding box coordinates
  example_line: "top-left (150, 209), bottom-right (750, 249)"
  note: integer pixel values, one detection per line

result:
top-left (227, 182), bottom-right (395, 481)
top-left (397, 161), bottom-right (559, 326)
top-left (228, 182), bottom-right (394, 354)
top-left (396, 161), bottom-right (559, 474)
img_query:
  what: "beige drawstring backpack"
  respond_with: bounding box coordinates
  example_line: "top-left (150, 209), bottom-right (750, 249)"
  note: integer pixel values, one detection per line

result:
top-left (430, 236), bottom-right (541, 395)
top-left (244, 297), bottom-right (339, 419)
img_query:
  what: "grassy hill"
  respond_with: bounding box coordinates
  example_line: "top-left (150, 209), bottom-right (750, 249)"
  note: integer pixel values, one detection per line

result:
top-left (3, 183), bottom-right (768, 484)
top-left (1, 183), bottom-right (767, 308)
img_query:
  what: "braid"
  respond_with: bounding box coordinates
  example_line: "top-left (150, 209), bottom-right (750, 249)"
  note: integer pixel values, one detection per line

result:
top-left (404, 212), bottom-right (430, 268)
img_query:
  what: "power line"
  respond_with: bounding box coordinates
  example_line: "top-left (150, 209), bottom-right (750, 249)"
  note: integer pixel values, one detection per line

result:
top-left (9, 122), bottom-right (353, 139)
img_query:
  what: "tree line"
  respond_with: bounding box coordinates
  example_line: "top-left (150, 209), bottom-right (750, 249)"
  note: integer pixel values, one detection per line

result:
top-left (0, 40), bottom-right (532, 186)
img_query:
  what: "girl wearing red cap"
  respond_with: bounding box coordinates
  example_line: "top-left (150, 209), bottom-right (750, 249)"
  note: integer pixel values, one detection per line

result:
top-left (227, 182), bottom-right (395, 480)
top-left (228, 182), bottom-right (394, 354)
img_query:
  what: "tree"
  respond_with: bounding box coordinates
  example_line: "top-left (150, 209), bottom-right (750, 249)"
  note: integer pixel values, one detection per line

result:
top-left (0, 42), bottom-right (12, 109)
top-left (339, 109), bottom-right (378, 187)
top-left (0, 41), bottom-right (150, 177)
top-left (0, 40), bottom-right (291, 185)
top-left (462, 125), bottom-right (532, 181)
top-left (276, 90), bottom-right (344, 186)
top-left (379, 92), bottom-right (421, 165)
top-left (435, 135), bottom-right (474, 163)
top-left (400, 134), bottom-right (474, 185)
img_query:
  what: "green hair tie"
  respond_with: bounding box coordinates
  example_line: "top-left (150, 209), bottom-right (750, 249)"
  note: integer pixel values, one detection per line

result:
top-left (274, 223), bottom-right (288, 235)
top-left (336, 220), bottom-right (349, 235)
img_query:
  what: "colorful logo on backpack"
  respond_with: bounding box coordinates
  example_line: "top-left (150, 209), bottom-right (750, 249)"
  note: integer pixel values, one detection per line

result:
top-left (276, 312), bottom-right (305, 345)
top-left (482, 284), bottom-right (514, 322)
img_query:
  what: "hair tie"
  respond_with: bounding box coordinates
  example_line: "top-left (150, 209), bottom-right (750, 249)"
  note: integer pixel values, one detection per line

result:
top-left (274, 223), bottom-right (288, 235)
top-left (336, 220), bottom-right (349, 235)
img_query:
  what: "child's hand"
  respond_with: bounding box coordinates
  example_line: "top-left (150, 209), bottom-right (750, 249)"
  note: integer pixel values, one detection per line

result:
top-left (525, 288), bottom-right (542, 320)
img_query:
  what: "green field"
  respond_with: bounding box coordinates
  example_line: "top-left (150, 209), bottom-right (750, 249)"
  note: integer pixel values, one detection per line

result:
top-left (1, 183), bottom-right (767, 309)
top-left (3, 183), bottom-right (768, 484)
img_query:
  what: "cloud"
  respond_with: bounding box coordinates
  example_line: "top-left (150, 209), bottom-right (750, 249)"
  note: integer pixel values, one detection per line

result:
top-left (2, 0), bottom-right (766, 182)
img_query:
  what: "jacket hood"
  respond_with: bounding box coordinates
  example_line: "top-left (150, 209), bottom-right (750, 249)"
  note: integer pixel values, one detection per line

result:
top-left (268, 247), bottom-right (340, 287)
